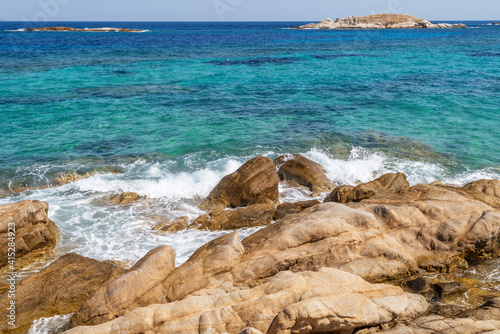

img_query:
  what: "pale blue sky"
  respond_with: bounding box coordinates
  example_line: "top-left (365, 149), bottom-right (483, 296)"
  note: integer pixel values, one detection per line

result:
top-left (1, 0), bottom-right (499, 22)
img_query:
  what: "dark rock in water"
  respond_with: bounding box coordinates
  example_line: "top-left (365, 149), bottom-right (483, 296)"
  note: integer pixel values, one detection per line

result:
top-left (470, 52), bottom-right (500, 57)
top-left (324, 173), bottom-right (410, 203)
top-left (273, 200), bottom-right (321, 220)
top-left (491, 22), bottom-right (500, 25)
top-left (434, 282), bottom-right (467, 300)
top-left (0, 253), bottom-right (124, 334)
top-left (402, 277), bottom-right (430, 294)
top-left (0, 200), bottom-right (59, 272)
top-left (312, 54), bottom-right (385, 59)
top-left (274, 154), bottom-right (334, 196)
top-left (199, 156), bottom-right (279, 212)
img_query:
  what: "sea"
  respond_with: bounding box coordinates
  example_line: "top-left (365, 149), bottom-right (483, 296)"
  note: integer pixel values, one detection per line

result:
top-left (0, 21), bottom-right (499, 332)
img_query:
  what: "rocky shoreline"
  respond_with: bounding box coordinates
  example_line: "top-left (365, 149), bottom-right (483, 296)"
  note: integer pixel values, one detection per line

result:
top-left (292, 14), bottom-right (467, 29)
top-left (23, 27), bottom-right (146, 32)
top-left (1, 154), bottom-right (500, 333)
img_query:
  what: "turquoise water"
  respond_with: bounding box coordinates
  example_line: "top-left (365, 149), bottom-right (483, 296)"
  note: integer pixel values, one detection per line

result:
top-left (0, 20), bottom-right (499, 332)
top-left (1, 21), bottom-right (499, 192)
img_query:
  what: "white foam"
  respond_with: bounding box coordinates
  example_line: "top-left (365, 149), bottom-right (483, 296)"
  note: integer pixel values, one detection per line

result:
top-left (28, 314), bottom-right (72, 334)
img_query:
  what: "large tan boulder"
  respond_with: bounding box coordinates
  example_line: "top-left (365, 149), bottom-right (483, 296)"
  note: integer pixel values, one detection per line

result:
top-left (65, 268), bottom-right (427, 334)
top-left (69, 246), bottom-right (176, 328)
top-left (0, 253), bottom-right (124, 334)
top-left (437, 179), bottom-right (500, 209)
top-left (274, 154), bottom-right (334, 196)
top-left (273, 200), bottom-right (321, 220)
top-left (199, 157), bottom-right (279, 212)
top-left (193, 204), bottom-right (276, 231)
top-left (0, 200), bottom-right (59, 271)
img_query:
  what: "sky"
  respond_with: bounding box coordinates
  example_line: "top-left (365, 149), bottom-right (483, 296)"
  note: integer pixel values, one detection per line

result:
top-left (1, 0), bottom-right (499, 22)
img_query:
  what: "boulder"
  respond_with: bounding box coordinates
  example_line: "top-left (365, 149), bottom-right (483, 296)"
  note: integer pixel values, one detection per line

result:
top-left (70, 232), bottom-right (245, 328)
top-left (69, 246), bottom-right (175, 328)
top-left (274, 154), bottom-right (334, 195)
top-left (273, 200), bottom-right (321, 220)
top-left (193, 204), bottom-right (276, 231)
top-left (71, 179), bottom-right (500, 327)
top-left (199, 156), bottom-right (279, 212)
top-left (324, 173), bottom-right (410, 203)
top-left (0, 253), bottom-right (124, 334)
top-left (0, 200), bottom-right (59, 271)
top-left (65, 268), bottom-right (427, 334)
top-left (440, 179), bottom-right (500, 209)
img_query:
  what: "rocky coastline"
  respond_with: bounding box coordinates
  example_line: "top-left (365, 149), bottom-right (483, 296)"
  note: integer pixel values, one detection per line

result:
top-left (1, 154), bottom-right (500, 333)
top-left (292, 14), bottom-right (467, 29)
top-left (23, 27), bottom-right (145, 32)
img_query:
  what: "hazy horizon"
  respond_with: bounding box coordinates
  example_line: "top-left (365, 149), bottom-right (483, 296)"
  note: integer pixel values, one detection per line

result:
top-left (1, 0), bottom-right (499, 23)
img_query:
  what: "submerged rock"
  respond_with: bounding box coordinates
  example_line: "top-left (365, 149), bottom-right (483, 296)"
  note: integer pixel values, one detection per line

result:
top-left (153, 216), bottom-right (190, 232)
top-left (274, 154), bottom-right (334, 196)
top-left (0, 253), bottom-right (124, 334)
top-left (292, 14), bottom-right (467, 29)
top-left (0, 200), bottom-right (59, 272)
top-left (199, 156), bottom-right (279, 212)
top-left (66, 268), bottom-right (427, 334)
top-left (107, 192), bottom-right (141, 205)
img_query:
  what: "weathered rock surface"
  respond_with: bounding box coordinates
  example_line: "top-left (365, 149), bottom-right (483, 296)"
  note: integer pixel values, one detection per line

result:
top-left (71, 176), bottom-right (500, 328)
top-left (0, 200), bottom-right (59, 271)
top-left (274, 154), bottom-right (334, 195)
top-left (24, 26), bottom-right (144, 32)
top-left (375, 298), bottom-right (500, 333)
top-left (293, 14), bottom-right (467, 29)
top-left (273, 200), bottom-right (321, 220)
top-left (153, 216), bottom-right (190, 232)
top-left (69, 246), bottom-right (175, 328)
top-left (66, 268), bottom-right (427, 334)
top-left (0, 253), bottom-right (124, 334)
top-left (193, 204), bottom-right (276, 231)
top-left (324, 173), bottom-right (410, 203)
top-left (436, 179), bottom-right (500, 210)
top-left (200, 156), bottom-right (279, 212)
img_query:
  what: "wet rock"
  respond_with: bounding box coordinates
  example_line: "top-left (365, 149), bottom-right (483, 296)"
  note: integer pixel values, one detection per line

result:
top-left (274, 154), bottom-right (334, 196)
top-left (193, 204), bottom-right (276, 231)
top-left (200, 156), bottom-right (279, 212)
top-left (0, 253), bottom-right (124, 334)
top-left (273, 200), bottom-right (321, 220)
top-left (65, 268), bottom-right (427, 334)
top-left (69, 246), bottom-right (175, 328)
top-left (0, 200), bottom-right (59, 271)
top-left (153, 216), bottom-right (190, 232)
top-left (402, 277), bottom-right (430, 294)
top-left (324, 173), bottom-right (410, 203)
top-left (434, 282), bottom-right (467, 300)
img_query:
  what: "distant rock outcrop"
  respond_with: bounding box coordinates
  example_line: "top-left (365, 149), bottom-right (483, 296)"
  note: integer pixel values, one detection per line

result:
top-left (292, 14), bottom-right (467, 29)
top-left (24, 27), bottom-right (145, 32)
